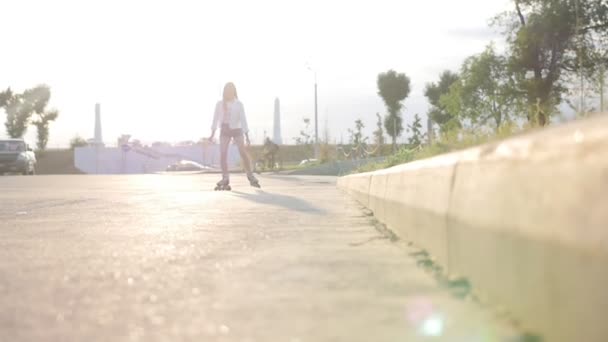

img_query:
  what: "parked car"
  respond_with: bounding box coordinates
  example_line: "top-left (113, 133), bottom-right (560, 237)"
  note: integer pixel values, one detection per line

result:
top-left (166, 160), bottom-right (211, 172)
top-left (0, 139), bottom-right (36, 175)
top-left (299, 158), bottom-right (319, 166)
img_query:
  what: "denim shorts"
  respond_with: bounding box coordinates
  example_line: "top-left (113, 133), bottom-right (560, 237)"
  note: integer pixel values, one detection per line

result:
top-left (220, 124), bottom-right (243, 138)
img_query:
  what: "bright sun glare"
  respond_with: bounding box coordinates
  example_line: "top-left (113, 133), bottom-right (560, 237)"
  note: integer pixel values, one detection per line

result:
top-left (0, 0), bottom-right (509, 147)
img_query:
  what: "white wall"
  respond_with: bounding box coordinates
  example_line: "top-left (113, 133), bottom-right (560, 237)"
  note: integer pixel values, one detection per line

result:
top-left (74, 144), bottom-right (240, 174)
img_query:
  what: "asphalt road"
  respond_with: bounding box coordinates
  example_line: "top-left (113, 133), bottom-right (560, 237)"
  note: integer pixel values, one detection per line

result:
top-left (0, 174), bottom-right (522, 342)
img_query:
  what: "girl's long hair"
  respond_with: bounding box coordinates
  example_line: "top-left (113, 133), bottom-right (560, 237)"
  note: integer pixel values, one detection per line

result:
top-left (222, 82), bottom-right (238, 114)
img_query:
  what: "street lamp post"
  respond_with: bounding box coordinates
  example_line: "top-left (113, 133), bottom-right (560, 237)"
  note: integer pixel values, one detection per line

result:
top-left (307, 65), bottom-right (319, 158)
top-left (314, 76), bottom-right (318, 146)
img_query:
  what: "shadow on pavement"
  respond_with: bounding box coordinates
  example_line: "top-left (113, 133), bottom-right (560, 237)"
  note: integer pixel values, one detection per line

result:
top-left (231, 190), bottom-right (326, 215)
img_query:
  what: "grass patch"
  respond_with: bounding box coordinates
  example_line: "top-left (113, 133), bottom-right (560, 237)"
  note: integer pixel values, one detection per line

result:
top-left (355, 124), bottom-right (523, 173)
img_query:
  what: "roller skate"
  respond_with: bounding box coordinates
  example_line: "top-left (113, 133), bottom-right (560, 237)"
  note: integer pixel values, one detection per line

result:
top-left (214, 178), bottom-right (231, 191)
top-left (248, 174), bottom-right (261, 188)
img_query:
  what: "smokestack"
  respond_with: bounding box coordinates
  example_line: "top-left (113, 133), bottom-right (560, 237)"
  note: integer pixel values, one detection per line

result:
top-left (94, 103), bottom-right (104, 146)
top-left (273, 98), bottom-right (283, 144)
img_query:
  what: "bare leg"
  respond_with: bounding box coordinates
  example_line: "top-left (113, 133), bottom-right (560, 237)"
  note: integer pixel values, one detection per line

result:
top-left (220, 134), bottom-right (231, 180)
top-left (234, 135), bottom-right (252, 175)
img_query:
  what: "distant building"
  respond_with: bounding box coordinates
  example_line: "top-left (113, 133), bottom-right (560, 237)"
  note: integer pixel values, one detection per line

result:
top-left (273, 98), bottom-right (283, 145)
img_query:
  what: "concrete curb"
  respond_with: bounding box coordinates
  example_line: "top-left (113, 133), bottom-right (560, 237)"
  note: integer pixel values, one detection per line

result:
top-left (338, 115), bottom-right (608, 342)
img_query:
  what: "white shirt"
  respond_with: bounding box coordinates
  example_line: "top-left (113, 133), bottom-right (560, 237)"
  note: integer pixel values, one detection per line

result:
top-left (211, 100), bottom-right (249, 133)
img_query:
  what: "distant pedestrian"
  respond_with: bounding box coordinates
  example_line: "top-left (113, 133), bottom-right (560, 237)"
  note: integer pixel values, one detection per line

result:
top-left (263, 137), bottom-right (280, 170)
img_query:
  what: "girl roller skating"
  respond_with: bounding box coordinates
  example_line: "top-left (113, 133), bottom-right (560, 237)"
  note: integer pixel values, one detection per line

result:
top-left (209, 82), bottom-right (260, 191)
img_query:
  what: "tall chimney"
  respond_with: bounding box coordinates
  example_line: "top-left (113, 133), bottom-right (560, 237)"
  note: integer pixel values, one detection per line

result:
top-left (273, 98), bottom-right (283, 144)
top-left (94, 103), bottom-right (104, 146)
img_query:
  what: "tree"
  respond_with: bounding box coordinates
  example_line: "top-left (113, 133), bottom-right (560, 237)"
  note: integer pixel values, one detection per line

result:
top-left (70, 136), bottom-right (88, 149)
top-left (294, 117), bottom-right (313, 159)
top-left (500, 0), bottom-right (608, 125)
top-left (442, 45), bottom-right (524, 132)
top-left (424, 71), bottom-right (460, 132)
top-left (322, 116), bottom-right (331, 144)
top-left (32, 109), bottom-right (59, 150)
top-left (377, 70), bottom-right (411, 148)
top-left (319, 116), bottom-right (332, 163)
top-left (347, 118), bottom-right (368, 159)
top-left (0, 85), bottom-right (59, 149)
top-left (28, 86), bottom-right (59, 150)
top-left (407, 114), bottom-right (424, 147)
top-left (586, 29), bottom-right (608, 113)
top-left (597, 65), bottom-right (607, 112)
top-left (294, 117), bottom-right (312, 145)
top-left (1, 88), bottom-right (30, 138)
top-left (373, 113), bottom-right (385, 147)
top-left (384, 114), bottom-right (403, 148)
top-left (348, 119), bottom-right (367, 147)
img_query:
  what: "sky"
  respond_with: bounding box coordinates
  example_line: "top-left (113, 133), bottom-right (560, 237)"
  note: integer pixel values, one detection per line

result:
top-left (0, 0), bottom-right (512, 147)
